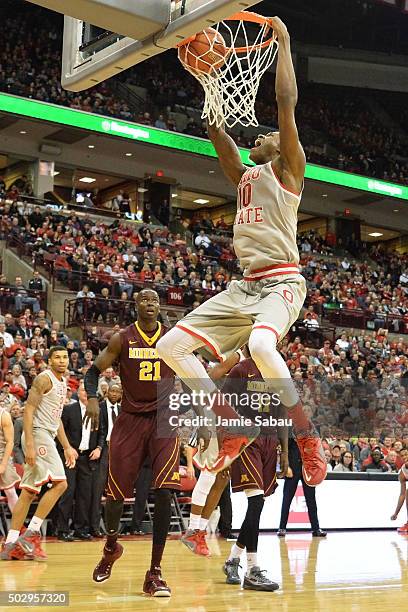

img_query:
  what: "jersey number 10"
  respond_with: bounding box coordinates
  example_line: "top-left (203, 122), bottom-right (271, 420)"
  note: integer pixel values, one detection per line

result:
top-left (238, 183), bottom-right (252, 209)
top-left (139, 360), bottom-right (161, 381)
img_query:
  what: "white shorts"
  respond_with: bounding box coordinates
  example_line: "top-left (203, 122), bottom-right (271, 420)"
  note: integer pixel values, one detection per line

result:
top-left (0, 453), bottom-right (20, 490)
top-left (20, 429), bottom-right (66, 494)
top-left (177, 274), bottom-right (306, 362)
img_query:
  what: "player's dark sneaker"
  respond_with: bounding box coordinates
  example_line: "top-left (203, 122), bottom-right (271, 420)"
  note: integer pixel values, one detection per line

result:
top-left (397, 523), bottom-right (408, 534)
top-left (312, 529), bottom-right (327, 537)
top-left (15, 530), bottom-right (47, 561)
top-left (209, 434), bottom-right (256, 474)
top-left (277, 529), bottom-right (286, 537)
top-left (243, 567), bottom-right (279, 591)
top-left (295, 434), bottom-right (327, 487)
top-left (93, 542), bottom-right (123, 582)
top-left (143, 568), bottom-right (171, 597)
top-left (223, 558), bottom-right (241, 584)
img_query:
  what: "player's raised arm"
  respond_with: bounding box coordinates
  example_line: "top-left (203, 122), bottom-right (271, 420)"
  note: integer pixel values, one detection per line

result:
top-left (84, 332), bottom-right (122, 430)
top-left (207, 120), bottom-right (246, 187)
top-left (23, 374), bottom-right (52, 466)
top-left (391, 472), bottom-right (407, 520)
top-left (273, 17), bottom-right (306, 188)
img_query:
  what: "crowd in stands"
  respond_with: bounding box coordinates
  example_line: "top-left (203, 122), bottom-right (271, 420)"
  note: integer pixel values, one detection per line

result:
top-left (2, 1), bottom-right (408, 187)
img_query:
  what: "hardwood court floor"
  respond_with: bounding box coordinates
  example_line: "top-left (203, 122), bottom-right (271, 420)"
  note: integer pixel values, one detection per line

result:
top-left (0, 531), bottom-right (407, 611)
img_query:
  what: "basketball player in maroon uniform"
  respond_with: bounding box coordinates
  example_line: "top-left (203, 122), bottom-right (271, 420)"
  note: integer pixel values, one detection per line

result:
top-left (222, 356), bottom-right (287, 591)
top-left (84, 289), bottom-right (179, 597)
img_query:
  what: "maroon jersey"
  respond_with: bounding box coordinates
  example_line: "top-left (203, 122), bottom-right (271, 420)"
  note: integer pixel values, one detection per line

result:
top-left (221, 358), bottom-right (279, 435)
top-left (119, 321), bottom-right (174, 414)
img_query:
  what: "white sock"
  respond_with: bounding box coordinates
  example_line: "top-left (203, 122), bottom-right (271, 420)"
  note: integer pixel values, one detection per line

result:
top-left (246, 552), bottom-right (258, 574)
top-left (5, 529), bottom-right (20, 544)
top-left (228, 543), bottom-right (244, 561)
top-left (27, 516), bottom-right (43, 533)
top-left (200, 517), bottom-right (209, 531)
top-left (188, 513), bottom-right (201, 531)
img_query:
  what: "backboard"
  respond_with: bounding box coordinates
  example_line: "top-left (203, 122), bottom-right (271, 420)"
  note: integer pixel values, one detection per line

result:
top-left (27, 1), bottom-right (262, 91)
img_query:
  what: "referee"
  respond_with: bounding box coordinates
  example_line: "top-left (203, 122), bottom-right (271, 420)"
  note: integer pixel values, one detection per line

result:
top-left (277, 433), bottom-right (327, 537)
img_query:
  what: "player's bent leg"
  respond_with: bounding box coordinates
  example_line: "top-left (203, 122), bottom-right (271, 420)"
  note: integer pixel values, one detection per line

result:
top-left (143, 488), bottom-right (172, 597)
top-left (181, 471), bottom-right (216, 556)
top-left (15, 480), bottom-right (67, 562)
top-left (157, 328), bottom-right (257, 471)
top-left (248, 328), bottom-right (326, 486)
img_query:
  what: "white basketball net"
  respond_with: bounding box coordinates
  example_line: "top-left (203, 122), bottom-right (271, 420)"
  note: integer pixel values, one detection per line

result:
top-left (178, 13), bottom-right (278, 128)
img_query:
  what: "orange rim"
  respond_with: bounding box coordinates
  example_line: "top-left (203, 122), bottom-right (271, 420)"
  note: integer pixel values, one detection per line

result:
top-left (176, 11), bottom-right (276, 55)
top-left (225, 12), bottom-right (276, 54)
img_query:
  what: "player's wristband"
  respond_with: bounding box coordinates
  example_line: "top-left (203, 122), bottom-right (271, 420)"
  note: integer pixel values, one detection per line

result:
top-left (237, 349), bottom-right (245, 362)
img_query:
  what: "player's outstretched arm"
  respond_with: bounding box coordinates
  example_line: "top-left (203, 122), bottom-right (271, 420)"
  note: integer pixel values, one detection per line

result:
top-left (207, 120), bottom-right (245, 187)
top-left (391, 473), bottom-right (407, 520)
top-left (273, 17), bottom-right (305, 189)
top-left (23, 374), bottom-right (52, 467)
top-left (84, 332), bottom-right (122, 430)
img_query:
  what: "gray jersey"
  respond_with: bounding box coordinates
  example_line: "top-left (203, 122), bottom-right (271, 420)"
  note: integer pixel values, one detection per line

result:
top-left (234, 162), bottom-right (301, 278)
top-left (32, 370), bottom-right (67, 436)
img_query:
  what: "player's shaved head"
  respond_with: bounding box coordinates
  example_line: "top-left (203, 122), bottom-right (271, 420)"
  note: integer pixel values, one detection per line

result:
top-left (137, 289), bottom-right (160, 325)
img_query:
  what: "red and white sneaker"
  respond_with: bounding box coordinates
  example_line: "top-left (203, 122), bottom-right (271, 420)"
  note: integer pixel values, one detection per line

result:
top-left (0, 541), bottom-right (33, 561)
top-left (93, 542), bottom-right (124, 582)
top-left (397, 523), bottom-right (408, 534)
top-left (143, 568), bottom-right (171, 597)
top-left (15, 530), bottom-right (47, 562)
top-left (180, 529), bottom-right (201, 554)
top-left (208, 434), bottom-right (255, 473)
top-left (296, 435), bottom-right (327, 487)
top-left (196, 530), bottom-right (211, 557)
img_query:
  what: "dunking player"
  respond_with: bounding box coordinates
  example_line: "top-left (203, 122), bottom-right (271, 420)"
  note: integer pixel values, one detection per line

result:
top-left (84, 289), bottom-right (179, 597)
top-left (1, 346), bottom-right (76, 561)
top-left (157, 17), bottom-right (326, 484)
top-left (391, 448), bottom-right (408, 534)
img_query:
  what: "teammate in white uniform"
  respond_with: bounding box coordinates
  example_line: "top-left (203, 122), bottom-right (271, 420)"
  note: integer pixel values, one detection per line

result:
top-left (1, 346), bottom-right (77, 561)
top-left (0, 406), bottom-right (20, 512)
top-left (157, 17), bottom-right (326, 485)
top-left (391, 448), bottom-right (408, 534)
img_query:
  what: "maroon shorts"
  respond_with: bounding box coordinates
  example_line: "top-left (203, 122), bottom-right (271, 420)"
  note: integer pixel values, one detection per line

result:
top-left (231, 435), bottom-right (278, 497)
top-left (107, 411), bottom-right (180, 500)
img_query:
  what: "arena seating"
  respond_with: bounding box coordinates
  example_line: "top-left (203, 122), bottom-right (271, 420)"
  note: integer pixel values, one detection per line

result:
top-left (1, 0), bottom-right (408, 185)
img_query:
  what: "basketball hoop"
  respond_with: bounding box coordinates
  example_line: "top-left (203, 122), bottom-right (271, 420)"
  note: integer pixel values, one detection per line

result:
top-left (177, 12), bottom-right (279, 128)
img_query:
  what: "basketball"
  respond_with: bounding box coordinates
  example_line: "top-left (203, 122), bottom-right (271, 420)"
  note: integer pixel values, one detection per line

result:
top-left (178, 27), bottom-right (229, 75)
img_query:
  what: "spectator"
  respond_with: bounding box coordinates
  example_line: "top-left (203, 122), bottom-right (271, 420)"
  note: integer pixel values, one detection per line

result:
top-left (361, 448), bottom-right (390, 472)
top-left (14, 276), bottom-right (40, 314)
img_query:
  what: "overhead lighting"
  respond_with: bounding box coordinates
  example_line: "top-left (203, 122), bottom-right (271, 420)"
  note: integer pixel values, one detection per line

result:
top-left (368, 232), bottom-right (383, 237)
top-left (125, 152), bottom-right (133, 157)
top-left (322, 194), bottom-right (328, 198)
top-left (88, 144), bottom-right (95, 149)
top-left (104, 178), bottom-right (109, 182)
top-left (393, 209), bottom-right (399, 212)
top-left (79, 176), bottom-right (96, 183)
top-left (53, 171), bottom-right (60, 176)
top-left (194, 198), bottom-right (210, 204)
top-left (171, 193), bottom-right (178, 198)
top-left (209, 170), bottom-right (215, 174)
top-left (137, 187), bottom-right (148, 193)
top-left (19, 130), bottom-right (27, 134)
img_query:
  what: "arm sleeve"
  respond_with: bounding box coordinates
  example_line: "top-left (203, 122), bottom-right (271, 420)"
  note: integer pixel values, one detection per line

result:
top-left (84, 363), bottom-right (101, 398)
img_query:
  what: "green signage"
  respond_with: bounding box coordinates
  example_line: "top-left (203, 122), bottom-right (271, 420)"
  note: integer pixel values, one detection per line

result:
top-left (1, 92), bottom-right (407, 201)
